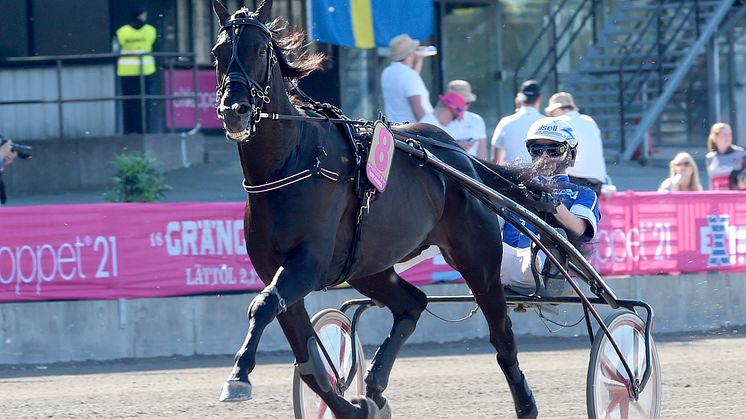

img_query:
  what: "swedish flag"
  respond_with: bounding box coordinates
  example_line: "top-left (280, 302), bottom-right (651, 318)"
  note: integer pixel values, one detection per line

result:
top-left (310, 0), bottom-right (434, 48)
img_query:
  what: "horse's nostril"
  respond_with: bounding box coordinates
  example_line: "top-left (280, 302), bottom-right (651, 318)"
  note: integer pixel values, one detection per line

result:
top-left (230, 103), bottom-right (251, 115)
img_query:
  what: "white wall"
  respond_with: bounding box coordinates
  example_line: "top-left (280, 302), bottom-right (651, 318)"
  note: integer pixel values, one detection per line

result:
top-left (0, 65), bottom-right (116, 140)
top-left (1, 273), bottom-right (743, 365)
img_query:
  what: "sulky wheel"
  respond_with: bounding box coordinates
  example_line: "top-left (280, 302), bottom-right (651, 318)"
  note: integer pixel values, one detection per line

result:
top-left (587, 311), bottom-right (662, 419)
top-left (293, 309), bottom-right (366, 419)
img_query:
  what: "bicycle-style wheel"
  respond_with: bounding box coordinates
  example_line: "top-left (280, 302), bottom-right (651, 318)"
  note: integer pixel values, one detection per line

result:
top-left (587, 311), bottom-right (662, 419)
top-left (292, 309), bottom-right (365, 419)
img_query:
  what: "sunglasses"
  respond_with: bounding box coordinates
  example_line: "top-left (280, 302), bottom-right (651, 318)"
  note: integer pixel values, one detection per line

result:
top-left (674, 161), bottom-right (691, 167)
top-left (527, 143), bottom-right (567, 158)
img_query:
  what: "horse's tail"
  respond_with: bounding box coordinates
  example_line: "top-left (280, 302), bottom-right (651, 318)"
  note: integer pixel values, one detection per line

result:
top-left (471, 158), bottom-right (546, 213)
top-left (472, 159), bottom-right (589, 251)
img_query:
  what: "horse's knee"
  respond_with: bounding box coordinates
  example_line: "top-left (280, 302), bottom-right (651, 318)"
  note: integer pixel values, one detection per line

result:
top-left (294, 336), bottom-right (331, 393)
top-left (248, 285), bottom-right (287, 320)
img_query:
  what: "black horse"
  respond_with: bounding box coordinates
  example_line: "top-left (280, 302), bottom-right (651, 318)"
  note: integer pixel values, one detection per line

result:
top-left (211, 1), bottom-right (548, 417)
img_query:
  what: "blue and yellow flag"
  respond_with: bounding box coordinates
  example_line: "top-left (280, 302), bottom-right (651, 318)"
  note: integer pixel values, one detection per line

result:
top-left (310, 0), bottom-right (434, 48)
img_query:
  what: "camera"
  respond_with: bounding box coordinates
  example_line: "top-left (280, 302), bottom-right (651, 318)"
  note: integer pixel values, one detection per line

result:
top-left (0, 137), bottom-right (32, 159)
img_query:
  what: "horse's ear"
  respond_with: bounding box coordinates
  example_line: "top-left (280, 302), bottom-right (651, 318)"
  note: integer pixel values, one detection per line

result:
top-left (256, 0), bottom-right (273, 23)
top-left (212, 0), bottom-right (230, 26)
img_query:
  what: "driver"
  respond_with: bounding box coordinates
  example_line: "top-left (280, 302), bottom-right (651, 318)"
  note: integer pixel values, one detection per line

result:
top-left (499, 117), bottom-right (600, 296)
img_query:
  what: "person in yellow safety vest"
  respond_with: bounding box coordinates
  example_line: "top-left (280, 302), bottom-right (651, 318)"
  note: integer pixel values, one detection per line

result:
top-left (113, 6), bottom-right (157, 134)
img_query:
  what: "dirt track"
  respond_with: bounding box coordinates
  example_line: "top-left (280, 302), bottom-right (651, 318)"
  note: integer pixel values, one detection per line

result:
top-left (1, 333), bottom-right (743, 418)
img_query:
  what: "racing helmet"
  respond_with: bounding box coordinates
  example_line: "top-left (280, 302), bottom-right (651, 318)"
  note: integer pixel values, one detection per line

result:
top-left (525, 117), bottom-right (578, 167)
top-left (525, 117), bottom-right (578, 147)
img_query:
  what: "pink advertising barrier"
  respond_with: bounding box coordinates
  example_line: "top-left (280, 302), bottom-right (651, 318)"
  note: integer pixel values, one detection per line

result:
top-left (164, 69), bottom-right (223, 129)
top-left (0, 203), bottom-right (439, 303)
top-left (2, 192), bottom-right (746, 302)
top-left (590, 191), bottom-right (746, 276)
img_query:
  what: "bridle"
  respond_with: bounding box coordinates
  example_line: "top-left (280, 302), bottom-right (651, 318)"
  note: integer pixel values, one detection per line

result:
top-left (216, 14), bottom-right (277, 135)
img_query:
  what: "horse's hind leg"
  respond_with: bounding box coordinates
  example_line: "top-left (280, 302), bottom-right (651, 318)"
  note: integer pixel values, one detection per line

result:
top-left (349, 268), bottom-right (429, 415)
top-left (443, 228), bottom-right (537, 418)
top-left (472, 287), bottom-right (537, 418)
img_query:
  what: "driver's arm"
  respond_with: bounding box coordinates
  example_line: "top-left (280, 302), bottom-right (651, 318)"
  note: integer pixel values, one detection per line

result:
top-left (553, 204), bottom-right (590, 238)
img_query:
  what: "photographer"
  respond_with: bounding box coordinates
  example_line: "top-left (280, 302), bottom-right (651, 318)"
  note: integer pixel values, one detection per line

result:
top-left (0, 139), bottom-right (17, 206)
top-left (0, 136), bottom-right (32, 206)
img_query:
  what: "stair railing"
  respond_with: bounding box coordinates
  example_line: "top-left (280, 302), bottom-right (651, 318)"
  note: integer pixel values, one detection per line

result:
top-left (513, 0), bottom-right (600, 94)
top-left (620, 0), bottom-right (735, 160)
top-left (617, 0), bottom-right (707, 152)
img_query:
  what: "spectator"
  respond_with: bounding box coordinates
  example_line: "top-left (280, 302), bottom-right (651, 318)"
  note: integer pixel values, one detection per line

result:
top-left (491, 80), bottom-right (543, 165)
top-left (445, 80), bottom-right (488, 159)
top-left (705, 122), bottom-right (746, 190)
top-left (657, 152), bottom-right (703, 192)
top-left (114, 6), bottom-right (157, 134)
top-left (545, 92), bottom-right (608, 194)
top-left (381, 34), bottom-right (436, 123)
top-left (0, 138), bottom-right (17, 206)
top-left (420, 92), bottom-right (466, 131)
top-left (500, 117), bottom-right (600, 297)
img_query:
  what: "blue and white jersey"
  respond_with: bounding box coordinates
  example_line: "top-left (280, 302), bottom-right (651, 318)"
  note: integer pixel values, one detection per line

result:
top-left (502, 174), bottom-right (600, 249)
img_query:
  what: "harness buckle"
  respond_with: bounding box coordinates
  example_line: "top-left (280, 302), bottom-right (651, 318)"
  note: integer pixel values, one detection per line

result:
top-left (357, 189), bottom-right (374, 223)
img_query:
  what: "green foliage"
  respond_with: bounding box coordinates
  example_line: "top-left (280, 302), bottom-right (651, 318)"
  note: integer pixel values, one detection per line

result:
top-left (104, 153), bottom-right (170, 202)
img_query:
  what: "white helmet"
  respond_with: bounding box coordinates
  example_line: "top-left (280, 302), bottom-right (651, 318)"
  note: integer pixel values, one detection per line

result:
top-left (525, 117), bottom-right (578, 148)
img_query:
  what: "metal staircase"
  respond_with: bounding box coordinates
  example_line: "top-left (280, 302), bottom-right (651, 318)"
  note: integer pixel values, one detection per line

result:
top-left (564, 0), bottom-right (736, 161)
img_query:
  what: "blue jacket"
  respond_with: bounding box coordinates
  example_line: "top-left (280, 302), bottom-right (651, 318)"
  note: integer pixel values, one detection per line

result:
top-left (503, 174), bottom-right (600, 248)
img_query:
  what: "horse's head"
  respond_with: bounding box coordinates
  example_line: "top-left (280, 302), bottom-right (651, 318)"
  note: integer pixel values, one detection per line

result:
top-left (211, 0), bottom-right (276, 141)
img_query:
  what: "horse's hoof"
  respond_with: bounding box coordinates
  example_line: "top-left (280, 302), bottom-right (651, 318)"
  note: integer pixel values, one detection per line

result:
top-left (517, 405), bottom-right (538, 419)
top-left (378, 399), bottom-right (392, 419)
top-left (218, 380), bottom-right (252, 402)
top-left (515, 394), bottom-right (537, 419)
top-left (351, 396), bottom-right (380, 419)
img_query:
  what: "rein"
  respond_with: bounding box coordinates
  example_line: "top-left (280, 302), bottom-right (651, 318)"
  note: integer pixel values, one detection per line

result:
top-left (251, 110), bottom-right (534, 199)
top-left (213, 13), bottom-right (530, 200)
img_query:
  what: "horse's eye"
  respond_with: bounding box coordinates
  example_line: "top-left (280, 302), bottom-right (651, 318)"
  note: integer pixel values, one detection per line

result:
top-left (259, 47), bottom-right (268, 55)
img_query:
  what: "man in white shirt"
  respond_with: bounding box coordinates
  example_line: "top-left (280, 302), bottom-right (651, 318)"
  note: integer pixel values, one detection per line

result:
top-left (491, 80), bottom-right (544, 165)
top-left (420, 91), bottom-right (467, 131)
top-left (545, 92), bottom-right (608, 193)
top-left (381, 34), bottom-right (435, 123)
top-left (445, 80), bottom-right (488, 159)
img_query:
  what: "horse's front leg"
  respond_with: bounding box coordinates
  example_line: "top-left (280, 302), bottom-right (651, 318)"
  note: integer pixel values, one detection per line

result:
top-left (215, 267), bottom-right (294, 402)
top-left (277, 300), bottom-right (381, 419)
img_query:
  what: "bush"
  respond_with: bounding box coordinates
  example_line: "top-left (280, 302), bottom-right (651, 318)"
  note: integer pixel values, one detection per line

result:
top-left (104, 152), bottom-right (170, 202)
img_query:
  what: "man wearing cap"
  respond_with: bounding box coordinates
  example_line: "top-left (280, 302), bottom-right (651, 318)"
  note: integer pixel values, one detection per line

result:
top-left (491, 80), bottom-right (544, 165)
top-left (420, 91), bottom-right (466, 131)
top-left (545, 92), bottom-right (607, 194)
top-left (381, 34), bottom-right (436, 123)
top-left (500, 117), bottom-right (600, 296)
top-left (445, 80), bottom-right (488, 159)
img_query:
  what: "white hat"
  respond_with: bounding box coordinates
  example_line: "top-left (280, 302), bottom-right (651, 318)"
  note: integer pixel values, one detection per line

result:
top-left (545, 92), bottom-right (579, 114)
top-left (447, 80), bottom-right (477, 103)
top-left (525, 117), bottom-right (578, 148)
top-left (388, 34), bottom-right (420, 61)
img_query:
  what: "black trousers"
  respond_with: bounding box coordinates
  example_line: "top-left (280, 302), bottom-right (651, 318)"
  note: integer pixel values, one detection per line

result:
top-left (120, 75), bottom-right (155, 134)
top-left (0, 173), bottom-right (6, 204)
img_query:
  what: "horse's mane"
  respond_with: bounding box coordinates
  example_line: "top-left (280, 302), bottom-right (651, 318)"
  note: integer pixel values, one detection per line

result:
top-left (232, 8), bottom-right (325, 82)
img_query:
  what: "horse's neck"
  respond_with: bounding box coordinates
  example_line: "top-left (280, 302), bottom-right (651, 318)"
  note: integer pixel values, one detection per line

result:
top-left (239, 78), bottom-right (307, 185)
